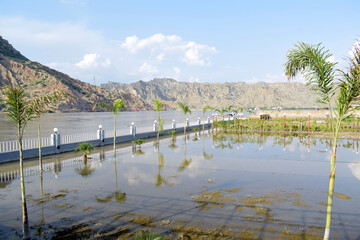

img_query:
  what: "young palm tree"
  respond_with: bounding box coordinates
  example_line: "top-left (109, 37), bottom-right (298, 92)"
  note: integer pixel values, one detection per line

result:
top-left (93, 99), bottom-right (125, 152)
top-left (3, 85), bottom-right (34, 239)
top-left (154, 98), bottom-right (164, 143)
top-left (214, 107), bottom-right (226, 120)
top-left (285, 42), bottom-right (360, 240)
top-left (177, 102), bottom-right (192, 136)
top-left (30, 90), bottom-right (66, 172)
top-left (75, 142), bottom-right (95, 160)
top-left (202, 105), bottom-right (213, 131)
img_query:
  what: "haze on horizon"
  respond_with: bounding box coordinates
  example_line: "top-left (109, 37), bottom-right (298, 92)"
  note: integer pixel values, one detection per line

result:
top-left (0, 0), bottom-right (359, 85)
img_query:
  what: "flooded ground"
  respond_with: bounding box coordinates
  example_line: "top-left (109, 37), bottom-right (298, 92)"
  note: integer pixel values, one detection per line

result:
top-left (1, 131), bottom-right (360, 239)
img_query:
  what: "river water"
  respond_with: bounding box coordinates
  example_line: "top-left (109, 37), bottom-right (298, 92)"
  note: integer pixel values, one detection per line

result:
top-left (0, 131), bottom-right (360, 239)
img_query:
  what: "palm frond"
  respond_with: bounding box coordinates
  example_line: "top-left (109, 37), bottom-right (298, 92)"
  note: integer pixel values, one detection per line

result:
top-left (112, 99), bottom-right (125, 114)
top-left (285, 42), bottom-right (338, 104)
top-left (202, 105), bottom-right (212, 114)
top-left (154, 98), bottom-right (162, 112)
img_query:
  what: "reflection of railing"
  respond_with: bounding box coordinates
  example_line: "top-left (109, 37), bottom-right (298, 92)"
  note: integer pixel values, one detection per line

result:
top-left (0, 156), bottom-right (87, 183)
top-left (0, 137), bottom-right (52, 153)
top-left (61, 132), bottom-right (97, 144)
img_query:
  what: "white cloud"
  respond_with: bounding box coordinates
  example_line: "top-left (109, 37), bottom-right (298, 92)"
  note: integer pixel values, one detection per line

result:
top-left (156, 53), bottom-right (165, 61)
top-left (189, 76), bottom-right (200, 82)
top-left (173, 67), bottom-right (181, 80)
top-left (102, 58), bottom-right (111, 67)
top-left (173, 67), bottom-right (181, 75)
top-left (75, 53), bottom-right (99, 68)
top-left (183, 41), bottom-right (216, 66)
top-left (139, 62), bottom-right (158, 74)
top-left (0, 17), bottom-right (217, 84)
top-left (121, 33), bottom-right (216, 66)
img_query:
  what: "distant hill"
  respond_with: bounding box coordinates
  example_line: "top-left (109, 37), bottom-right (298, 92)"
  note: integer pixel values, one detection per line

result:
top-left (101, 78), bottom-right (325, 110)
top-left (0, 36), bottom-right (151, 112)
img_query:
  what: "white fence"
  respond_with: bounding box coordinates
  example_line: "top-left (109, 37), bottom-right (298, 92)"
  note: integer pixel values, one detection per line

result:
top-left (61, 132), bottom-right (97, 145)
top-left (0, 155), bottom-right (85, 182)
top-left (0, 118), bottom-right (211, 154)
top-left (0, 137), bottom-right (52, 153)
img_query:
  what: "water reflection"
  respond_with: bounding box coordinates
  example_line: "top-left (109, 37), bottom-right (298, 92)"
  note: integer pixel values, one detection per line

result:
top-left (74, 157), bottom-right (95, 178)
top-left (178, 135), bottom-right (192, 171)
top-left (2, 132), bottom-right (360, 239)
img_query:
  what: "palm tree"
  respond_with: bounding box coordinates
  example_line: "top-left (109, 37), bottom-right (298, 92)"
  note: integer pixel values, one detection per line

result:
top-left (3, 85), bottom-right (34, 239)
top-left (30, 90), bottom-right (67, 172)
top-left (75, 142), bottom-right (94, 160)
top-left (214, 107), bottom-right (226, 120)
top-left (154, 99), bottom-right (163, 143)
top-left (285, 42), bottom-right (360, 240)
top-left (75, 142), bottom-right (95, 177)
top-left (93, 99), bottom-right (125, 152)
top-left (177, 102), bottom-right (192, 137)
top-left (202, 105), bottom-right (213, 131)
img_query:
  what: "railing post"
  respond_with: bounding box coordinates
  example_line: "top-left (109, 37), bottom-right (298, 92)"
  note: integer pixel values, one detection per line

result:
top-left (51, 128), bottom-right (61, 152)
top-left (130, 122), bottom-right (136, 137)
top-left (172, 119), bottom-right (176, 130)
top-left (97, 125), bottom-right (104, 144)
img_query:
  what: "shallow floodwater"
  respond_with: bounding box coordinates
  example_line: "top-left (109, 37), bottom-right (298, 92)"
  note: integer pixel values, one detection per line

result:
top-left (1, 132), bottom-right (360, 239)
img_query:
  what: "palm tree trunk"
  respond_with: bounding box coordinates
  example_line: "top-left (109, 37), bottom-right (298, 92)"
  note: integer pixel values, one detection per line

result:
top-left (202, 113), bottom-right (205, 131)
top-left (184, 115), bottom-right (186, 137)
top-left (113, 114), bottom-right (116, 153)
top-left (324, 134), bottom-right (338, 240)
top-left (157, 112), bottom-right (160, 143)
top-left (18, 125), bottom-right (30, 239)
top-left (38, 118), bottom-right (42, 172)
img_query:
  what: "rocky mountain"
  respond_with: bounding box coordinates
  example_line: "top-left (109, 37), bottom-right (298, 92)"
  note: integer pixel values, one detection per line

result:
top-left (0, 36), bottom-right (151, 112)
top-left (101, 78), bottom-right (325, 110)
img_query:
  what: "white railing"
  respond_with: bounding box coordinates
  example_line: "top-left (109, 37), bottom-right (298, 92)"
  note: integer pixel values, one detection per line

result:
top-left (0, 119), bottom-right (212, 154)
top-left (0, 137), bottom-right (52, 153)
top-left (61, 132), bottom-right (97, 145)
top-left (0, 155), bottom-right (86, 182)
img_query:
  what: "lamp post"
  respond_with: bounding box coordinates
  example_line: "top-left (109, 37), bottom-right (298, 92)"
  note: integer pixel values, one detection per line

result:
top-left (308, 113), bottom-right (311, 132)
top-left (283, 113), bottom-right (287, 131)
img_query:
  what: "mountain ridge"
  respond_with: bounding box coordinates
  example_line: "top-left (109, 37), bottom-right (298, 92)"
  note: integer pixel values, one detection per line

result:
top-left (101, 78), bottom-right (325, 110)
top-left (0, 36), bottom-right (151, 112)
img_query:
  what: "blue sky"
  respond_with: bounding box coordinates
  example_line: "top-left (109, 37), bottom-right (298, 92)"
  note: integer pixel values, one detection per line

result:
top-left (0, 0), bottom-right (359, 85)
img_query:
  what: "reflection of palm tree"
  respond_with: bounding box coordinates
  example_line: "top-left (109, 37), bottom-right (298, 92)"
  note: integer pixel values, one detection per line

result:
top-left (96, 155), bottom-right (126, 203)
top-left (113, 155), bottom-right (126, 203)
top-left (178, 139), bottom-right (192, 171)
top-left (203, 132), bottom-right (213, 160)
top-left (169, 134), bottom-right (177, 149)
top-left (75, 157), bottom-right (95, 177)
top-left (36, 171), bottom-right (45, 237)
top-left (156, 153), bottom-right (166, 187)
